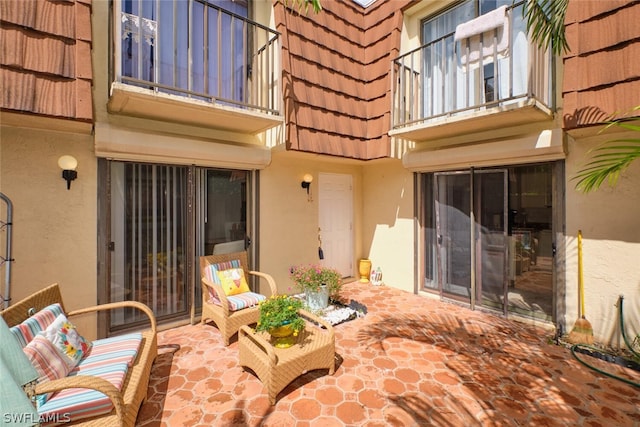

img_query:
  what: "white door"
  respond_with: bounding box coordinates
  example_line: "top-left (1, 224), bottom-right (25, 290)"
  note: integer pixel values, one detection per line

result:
top-left (318, 173), bottom-right (353, 277)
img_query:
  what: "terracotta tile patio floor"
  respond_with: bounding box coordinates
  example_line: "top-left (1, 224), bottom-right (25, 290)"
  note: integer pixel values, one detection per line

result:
top-left (136, 281), bottom-right (639, 426)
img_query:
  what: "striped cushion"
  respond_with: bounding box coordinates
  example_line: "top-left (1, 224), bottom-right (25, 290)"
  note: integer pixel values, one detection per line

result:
top-left (38, 361), bottom-right (130, 426)
top-left (10, 303), bottom-right (65, 347)
top-left (226, 292), bottom-right (266, 311)
top-left (79, 333), bottom-right (142, 369)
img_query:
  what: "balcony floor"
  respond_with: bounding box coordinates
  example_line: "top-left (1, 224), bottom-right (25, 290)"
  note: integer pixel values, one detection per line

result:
top-left (136, 282), bottom-right (639, 426)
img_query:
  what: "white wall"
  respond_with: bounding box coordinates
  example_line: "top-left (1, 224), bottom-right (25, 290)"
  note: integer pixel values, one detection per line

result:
top-left (565, 129), bottom-right (640, 347)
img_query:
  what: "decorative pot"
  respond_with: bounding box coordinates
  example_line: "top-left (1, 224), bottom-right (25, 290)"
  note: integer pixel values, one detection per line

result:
top-left (305, 284), bottom-right (329, 310)
top-left (268, 324), bottom-right (296, 348)
top-left (358, 259), bottom-right (372, 283)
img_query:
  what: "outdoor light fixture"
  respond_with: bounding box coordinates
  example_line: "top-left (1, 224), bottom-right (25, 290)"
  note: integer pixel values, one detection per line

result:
top-left (58, 155), bottom-right (78, 190)
top-left (301, 173), bottom-right (313, 201)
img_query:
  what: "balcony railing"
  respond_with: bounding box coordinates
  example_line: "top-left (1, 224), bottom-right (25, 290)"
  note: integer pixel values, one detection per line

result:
top-left (391, 3), bottom-right (552, 132)
top-left (113, 0), bottom-right (280, 116)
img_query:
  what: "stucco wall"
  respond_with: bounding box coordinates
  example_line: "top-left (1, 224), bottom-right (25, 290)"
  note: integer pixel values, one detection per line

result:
top-left (259, 153), bottom-right (364, 294)
top-left (565, 128), bottom-right (640, 347)
top-left (0, 125), bottom-right (98, 338)
top-left (362, 160), bottom-right (415, 293)
top-left (259, 154), bottom-right (415, 296)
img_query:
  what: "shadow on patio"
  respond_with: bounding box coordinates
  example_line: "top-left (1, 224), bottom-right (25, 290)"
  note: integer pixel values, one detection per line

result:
top-left (136, 282), bottom-right (639, 426)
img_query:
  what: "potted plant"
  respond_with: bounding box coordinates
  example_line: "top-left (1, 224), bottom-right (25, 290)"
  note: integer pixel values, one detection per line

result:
top-left (289, 264), bottom-right (343, 310)
top-left (255, 295), bottom-right (305, 348)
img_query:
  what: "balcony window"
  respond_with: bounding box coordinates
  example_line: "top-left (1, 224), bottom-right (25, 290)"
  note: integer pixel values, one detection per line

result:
top-left (115, 0), bottom-right (280, 115)
top-left (392, 0), bottom-right (552, 134)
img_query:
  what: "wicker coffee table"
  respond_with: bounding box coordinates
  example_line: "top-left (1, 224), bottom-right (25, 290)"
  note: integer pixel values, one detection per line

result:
top-left (238, 309), bottom-right (336, 405)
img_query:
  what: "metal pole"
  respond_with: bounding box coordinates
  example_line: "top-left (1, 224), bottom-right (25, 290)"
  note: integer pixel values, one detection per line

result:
top-left (0, 192), bottom-right (14, 309)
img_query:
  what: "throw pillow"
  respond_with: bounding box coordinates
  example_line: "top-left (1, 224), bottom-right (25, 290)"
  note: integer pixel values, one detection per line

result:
top-left (23, 334), bottom-right (73, 407)
top-left (41, 313), bottom-right (92, 369)
top-left (217, 267), bottom-right (250, 296)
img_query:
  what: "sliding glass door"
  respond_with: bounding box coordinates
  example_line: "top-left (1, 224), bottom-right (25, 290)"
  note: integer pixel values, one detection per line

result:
top-left (109, 163), bottom-right (189, 329)
top-left (106, 161), bottom-right (251, 333)
top-left (422, 164), bottom-right (556, 321)
top-left (435, 172), bottom-right (472, 299)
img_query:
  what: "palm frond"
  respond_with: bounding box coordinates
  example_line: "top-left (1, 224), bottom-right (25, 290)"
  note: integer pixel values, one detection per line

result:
top-left (524, 0), bottom-right (570, 56)
top-left (284, 0), bottom-right (322, 14)
top-left (573, 137), bottom-right (640, 192)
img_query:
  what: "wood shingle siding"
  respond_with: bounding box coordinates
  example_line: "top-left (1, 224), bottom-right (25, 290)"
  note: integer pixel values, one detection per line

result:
top-left (0, 0), bottom-right (92, 121)
top-left (562, 0), bottom-right (640, 129)
top-left (276, 0), bottom-right (412, 160)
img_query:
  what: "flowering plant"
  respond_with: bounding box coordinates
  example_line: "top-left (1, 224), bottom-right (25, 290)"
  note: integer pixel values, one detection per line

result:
top-left (255, 295), bottom-right (305, 334)
top-left (289, 264), bottom-right (343, 298)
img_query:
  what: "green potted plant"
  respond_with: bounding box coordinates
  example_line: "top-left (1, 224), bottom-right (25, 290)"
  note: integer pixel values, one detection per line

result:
top-left (289, 264), bottom-right (343, 310)
top-left (255, 295), bottom-right (305, 348)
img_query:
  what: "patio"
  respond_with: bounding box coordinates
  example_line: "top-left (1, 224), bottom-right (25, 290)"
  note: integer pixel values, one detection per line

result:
top-left (136, 282), bottom-right (639, 426)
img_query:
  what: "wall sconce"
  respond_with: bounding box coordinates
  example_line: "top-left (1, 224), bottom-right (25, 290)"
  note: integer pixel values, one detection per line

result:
top-left (301, 173), bottom-right (313, 202)
top-left (58, 155), bottom-right (78, 190)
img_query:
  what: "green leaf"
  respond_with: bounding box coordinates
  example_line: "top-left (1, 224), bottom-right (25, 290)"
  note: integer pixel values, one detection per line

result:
top-left (524, 0), bottom-right (570, 56)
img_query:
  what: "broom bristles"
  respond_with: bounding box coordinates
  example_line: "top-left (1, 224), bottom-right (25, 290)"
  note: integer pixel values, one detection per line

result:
top-left (567, 316), bottom-right (594, 345)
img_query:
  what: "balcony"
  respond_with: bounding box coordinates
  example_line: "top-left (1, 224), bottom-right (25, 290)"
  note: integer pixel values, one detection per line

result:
top-left (390, 3), bottom-right (553, 143)
top-left (108, 0), bottom-right (282, 135)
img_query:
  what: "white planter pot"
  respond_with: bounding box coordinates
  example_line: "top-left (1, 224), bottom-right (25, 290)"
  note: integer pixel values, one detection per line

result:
top-left (305, 284), bottom-right (329, 310)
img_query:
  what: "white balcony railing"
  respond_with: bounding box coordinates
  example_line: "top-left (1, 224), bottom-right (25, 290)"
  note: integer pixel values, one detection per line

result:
top-left (391, 3), bottom-right (552, 132)
top-left (113, 0), bottom-right (280, 116)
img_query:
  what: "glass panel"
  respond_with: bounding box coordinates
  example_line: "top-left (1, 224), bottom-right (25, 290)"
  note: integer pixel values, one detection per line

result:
top-left (475, 171), bottom-right (507, 312)
top-left (435, 173), bottom-right (471, 298)
top-left (109, 163), bottom-right (188, 329)
top-left (508, 164), bottom-right (554, 321)
top-left (204, 170), bottom-right (247, 256)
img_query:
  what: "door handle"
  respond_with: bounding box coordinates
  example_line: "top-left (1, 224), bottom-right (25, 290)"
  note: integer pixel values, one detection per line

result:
top-left (552, 243), bottom-right (556, 257)
top-left (245, 236), bottom-right (251, 248)
top-left (437, 235), bottom-right (443, 244)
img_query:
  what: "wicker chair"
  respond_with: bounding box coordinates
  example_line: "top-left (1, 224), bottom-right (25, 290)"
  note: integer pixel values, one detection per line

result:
top-left (199, 251), bottom-right (277, 345)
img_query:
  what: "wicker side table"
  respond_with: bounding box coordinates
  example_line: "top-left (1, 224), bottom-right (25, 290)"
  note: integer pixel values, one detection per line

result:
top-left (238, 309), bottom-right (336, 405)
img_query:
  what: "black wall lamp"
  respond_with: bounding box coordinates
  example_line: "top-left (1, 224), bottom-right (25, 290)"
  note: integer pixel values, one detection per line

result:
top-left (301, 173), bottom-right (313, 201)
top-left (58, 155), bottom-right (78, 190)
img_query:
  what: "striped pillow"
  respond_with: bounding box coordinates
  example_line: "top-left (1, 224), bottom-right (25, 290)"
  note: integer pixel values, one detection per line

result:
top-left (10, 303), bottom-right (65, 347)
top-left (23, 335), bottom-right (73, 407)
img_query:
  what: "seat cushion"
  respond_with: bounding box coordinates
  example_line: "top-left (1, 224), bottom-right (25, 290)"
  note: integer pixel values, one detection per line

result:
top-left (37, 361), bottom-right (130, 426)
top-left (10, 303), bottom-right (65, 347)
top-left (226, 292), bottom-right (266, 311)
top-left (79, 333), bottom-right (142, 369)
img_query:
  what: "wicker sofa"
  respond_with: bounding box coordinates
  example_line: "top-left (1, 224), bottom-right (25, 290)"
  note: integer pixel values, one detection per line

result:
top-left (1, 283), bottom-right (157, 427)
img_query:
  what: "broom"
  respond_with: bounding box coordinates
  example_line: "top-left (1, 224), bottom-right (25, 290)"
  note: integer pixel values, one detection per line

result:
top-left (568, 230), bottom-right (594, 345)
